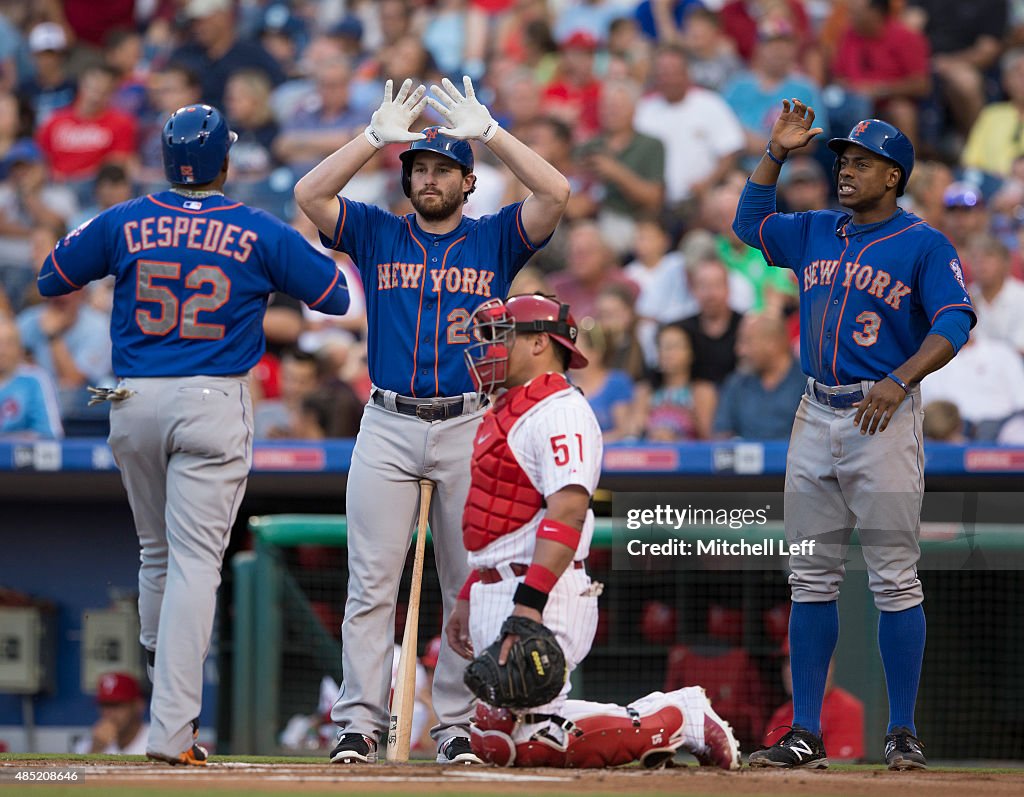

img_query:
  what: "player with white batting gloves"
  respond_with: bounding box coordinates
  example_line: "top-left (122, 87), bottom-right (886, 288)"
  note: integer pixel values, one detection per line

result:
top-left (445, 294), bottom-right (740, 769)
top-left (294, 77), bottom-right (569, 764)
top-left (36, 104), bottom-right (351, 765)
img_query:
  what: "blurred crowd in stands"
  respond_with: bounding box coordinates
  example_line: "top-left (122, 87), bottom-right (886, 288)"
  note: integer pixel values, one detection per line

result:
top-left (1, 0), bottom-right (1024, 445)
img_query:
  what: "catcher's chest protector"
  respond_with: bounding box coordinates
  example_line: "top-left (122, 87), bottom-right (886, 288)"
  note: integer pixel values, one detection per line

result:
top-left (462, 373), bottom-right (571, 551)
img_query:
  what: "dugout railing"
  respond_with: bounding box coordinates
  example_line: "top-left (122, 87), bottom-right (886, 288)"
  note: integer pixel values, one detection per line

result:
top-left (231, 515), bottom-right (1024, 760)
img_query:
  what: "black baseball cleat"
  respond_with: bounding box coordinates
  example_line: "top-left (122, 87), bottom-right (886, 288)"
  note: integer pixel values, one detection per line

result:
top-left (884, 727), bottom-right (927, 770)
top-left (329, 732), bottom-right (378, 764)
top-left (436, 735), bottom-right (483, 764)
top-left (747, 726), bottom-right (828, 769)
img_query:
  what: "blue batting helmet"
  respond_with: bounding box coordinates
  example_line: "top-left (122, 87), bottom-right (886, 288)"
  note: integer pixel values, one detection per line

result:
top-left (827, 119), bottom-right (914, 196)
top-left (162, 104), bottom-right (237, 185)
top-left (399, 127), bottom-right (474, 198)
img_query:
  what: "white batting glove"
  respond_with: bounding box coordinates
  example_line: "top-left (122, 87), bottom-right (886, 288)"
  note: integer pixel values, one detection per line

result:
top-left (426, 76), bottom-right (500, 142)
top-left (364, 78), bottom-right (428, 149)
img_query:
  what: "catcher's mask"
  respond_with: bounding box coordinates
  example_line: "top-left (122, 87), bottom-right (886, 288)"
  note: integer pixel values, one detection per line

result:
top-left (464, 294), bottom-right (588, 394)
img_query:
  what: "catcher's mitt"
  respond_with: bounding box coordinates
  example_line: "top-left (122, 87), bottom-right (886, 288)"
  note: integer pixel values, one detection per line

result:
top-left (463, 615), bottom-right (567, 708)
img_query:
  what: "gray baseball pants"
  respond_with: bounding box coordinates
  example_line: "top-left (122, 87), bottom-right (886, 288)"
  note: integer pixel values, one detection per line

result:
top-left (331, 394), bottom-right (483, 745)
top-left (784, 379), bottom-right (925, 612)
top-left (108, 375), bottom-right (252, 758)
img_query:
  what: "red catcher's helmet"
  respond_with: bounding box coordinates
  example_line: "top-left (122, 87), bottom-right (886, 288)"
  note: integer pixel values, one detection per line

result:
top-left (464, 294), bottom-right (588, 393)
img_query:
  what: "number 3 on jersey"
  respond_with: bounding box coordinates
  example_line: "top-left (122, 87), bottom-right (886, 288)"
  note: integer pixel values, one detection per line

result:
top-left (136, 259), bottom-right (231, 340)
top-left (551, 433), bottom-right (584, 466)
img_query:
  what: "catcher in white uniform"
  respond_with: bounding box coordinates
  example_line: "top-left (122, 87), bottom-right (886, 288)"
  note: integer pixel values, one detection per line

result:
top-left (445, 294), bottom-right (740, 768)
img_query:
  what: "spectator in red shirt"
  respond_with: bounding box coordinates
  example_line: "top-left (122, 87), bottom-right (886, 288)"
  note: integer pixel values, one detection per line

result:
top-left (541, 30), bottom-right (602, 140)
top-left (830, 0), bottom-right (931, 146)
top-left (36, 64), bottom-right (137, 187)
top-left (761, 639), bottom-right (865, 762)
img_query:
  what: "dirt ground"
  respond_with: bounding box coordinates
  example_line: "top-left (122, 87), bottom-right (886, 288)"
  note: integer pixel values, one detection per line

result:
top-left (3, 759), bottom-right (1024, 797)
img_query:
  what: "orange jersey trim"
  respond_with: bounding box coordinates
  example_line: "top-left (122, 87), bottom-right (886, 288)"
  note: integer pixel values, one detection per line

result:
top-left (406, 219), bottom-right (429, 397)
top-left (145, 196), bottom-right (243, 214)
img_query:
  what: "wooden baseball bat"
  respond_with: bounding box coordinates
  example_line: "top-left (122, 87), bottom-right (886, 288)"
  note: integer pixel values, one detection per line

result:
top-left (387, 478), bottom-right (434, 762)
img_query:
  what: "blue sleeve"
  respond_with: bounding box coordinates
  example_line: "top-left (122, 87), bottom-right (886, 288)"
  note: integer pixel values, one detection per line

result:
top-left (732, 180), bottom-right (812, 269)
top-left (915, 242), bottom-right (976, 338)
top-left (481, 201), bottom-right (551, 281)
top-left (929, 308), bottom-right (973, 354)
top-left (319, 196), bottom-right (398, 277)
top-left (269, 217), bottom-right (350, 316)
top-left (37, 213), bottom-right (110, 296)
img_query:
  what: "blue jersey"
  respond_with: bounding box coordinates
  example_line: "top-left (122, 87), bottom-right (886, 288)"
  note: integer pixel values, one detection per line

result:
top-left (0, 365), bottom-right (63, 438)
top-left (321, 198), bottom-right (545, 397)
top-left (38, 191), bottom-right (350, 377)
top-left (734, 182), bottom-right (976, 385)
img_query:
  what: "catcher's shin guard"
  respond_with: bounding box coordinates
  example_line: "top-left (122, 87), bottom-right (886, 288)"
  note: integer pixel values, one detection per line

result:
top-left (563, 705), bottom-right (684, 768)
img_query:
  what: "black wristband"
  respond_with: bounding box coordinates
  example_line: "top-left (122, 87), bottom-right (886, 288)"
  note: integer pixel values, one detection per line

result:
top-left (513, 582), bottom-right (548, 612)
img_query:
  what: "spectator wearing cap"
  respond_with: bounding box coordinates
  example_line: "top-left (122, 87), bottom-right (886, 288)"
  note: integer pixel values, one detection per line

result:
top-left (634, 44), bottom-right (744, 220)
top-left (713, 313), bottom-right (805, 440)
top-left (966, 233), bottom-right (1024, 356)
top-left (723, 15), bottom-right (828, 171)
top-left (327, 16), bottom-right (366, 65)
top-left (170, 0), bottom-right (285, 110)
top-left (940, 183), bottom-right (989, 271)
top-left (575, 78), bottom-right (665, 255)
top-left (777, 156), bottom-right (833, 212)
top-left (541, 30), bottom-right (603, 139)
top-left (829, 0), bottom-right (930, 147)
top-left (17, 22), bottom-right (76, 126)
top-left (36, 63), bottom-right (137, 189)
top-left (274, 57), bottom-right (364, 174)
top-left (73, 672), bottom-right (148, 755)
top-left (962, 48), bottom-right (1024, 179)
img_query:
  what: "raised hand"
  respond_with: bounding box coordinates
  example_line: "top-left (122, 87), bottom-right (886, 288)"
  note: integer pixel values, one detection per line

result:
top-left (364, 78), bottom-right (428, 149)
top-left (426, 76), bottom-right (499, 142)
top-left (770, 98), bottom-right (824, 155)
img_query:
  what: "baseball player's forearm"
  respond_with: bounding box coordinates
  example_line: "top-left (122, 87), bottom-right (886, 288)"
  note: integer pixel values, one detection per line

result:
top-left (890, 333), bottom-right (956, 387)
top-left (293, 135), bottom-right (378, 237)
top-left (485, 127), bottom-right (570, 242)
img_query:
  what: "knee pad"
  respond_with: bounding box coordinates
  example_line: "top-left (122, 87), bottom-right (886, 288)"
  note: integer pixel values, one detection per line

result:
top-left (471, 703), bottom-right (517, 766)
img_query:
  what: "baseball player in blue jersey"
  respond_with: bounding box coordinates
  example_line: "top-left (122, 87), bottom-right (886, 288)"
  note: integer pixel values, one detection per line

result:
top-left (733, 101), bottom-right (975, 771)
top-left (294, 76), bottom-right (569, 764)
top-left (37, 104), bottom-right (350, 765)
